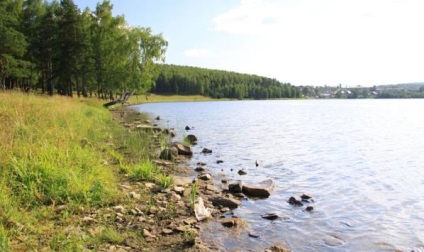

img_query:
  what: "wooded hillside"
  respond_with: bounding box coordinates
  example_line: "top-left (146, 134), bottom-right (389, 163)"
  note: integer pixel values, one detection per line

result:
top-left (152, 64), bottom-right (301, 99)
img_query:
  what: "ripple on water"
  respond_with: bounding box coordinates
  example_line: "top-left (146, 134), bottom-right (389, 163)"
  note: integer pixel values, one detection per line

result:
top-left (134, 100), bottom-right (424, 251)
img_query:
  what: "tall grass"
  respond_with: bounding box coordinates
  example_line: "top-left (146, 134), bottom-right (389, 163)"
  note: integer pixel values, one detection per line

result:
top-left (0, 92), bottom-right (155, 250)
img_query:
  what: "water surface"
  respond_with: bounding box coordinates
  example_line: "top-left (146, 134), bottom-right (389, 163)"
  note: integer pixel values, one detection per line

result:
top-left (133, 99), bottom-right (424, 251)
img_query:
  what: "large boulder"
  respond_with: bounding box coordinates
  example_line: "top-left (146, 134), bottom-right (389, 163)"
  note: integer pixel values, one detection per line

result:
top-left (171, 142), bottom-right (193, 156)
top-left (242, 179), bottom-right (275, 198)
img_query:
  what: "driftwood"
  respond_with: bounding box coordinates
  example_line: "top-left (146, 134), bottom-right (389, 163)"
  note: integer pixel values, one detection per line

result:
top-left (103, 90), bottom-right (135, 108)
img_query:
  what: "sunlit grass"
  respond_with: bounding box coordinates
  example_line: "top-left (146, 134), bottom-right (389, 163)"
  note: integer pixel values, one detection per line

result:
top-left (127, 93), bottom-right (232, 104)
top-left (0, 92), bottom-right (157, 250)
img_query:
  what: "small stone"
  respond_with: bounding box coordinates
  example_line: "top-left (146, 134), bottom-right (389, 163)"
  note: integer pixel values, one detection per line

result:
top-left (128, 191), bottom-right (141, 200)
top-left (238, 169), bottom-right (247, 175)
top-left (198, 173), bottom-right (212, 181)
top-left (305, 206), bottom-right (314, 212)
top-left (220, 207), bottom-right (231, 213)
top-left (185, 126), bottom-right (191, 130)
top-left (261, 213), bottom-right (279, 220)
top-left (196, 162), bottom-right (206, 166)
top-left (114, 205), bottom-right (125, 213)
top-left (216, 160), bottom-right (224, 164)
top-left (145, 182), bottom-right (156, 189)
top-left (183, 217), bottom-right (198, 225)
top-left (248, 232), bottom-right (260, 238)
top-left (162, 228), bottom-right (173, 235)
top-left (201, 148), bottom-right (212, 154)
top-left (143, 229), bottom-right (152, 237)
top-left (82, 217), bottom-right (95, 223)
top-left (194, 167), bottom-right (205, 172)
top-left (173, 186), bottom-right (185, 194)
top-left (288, 196), bottom-right (303, 207)
top-left (301, 193), bottom-right (312, 200)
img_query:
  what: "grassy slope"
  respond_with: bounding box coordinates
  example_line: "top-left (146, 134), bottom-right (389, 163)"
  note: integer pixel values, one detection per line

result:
top-left (0, 92), bottom-right (164, 251)
top-left (127, 93), bottom-right (232, 104)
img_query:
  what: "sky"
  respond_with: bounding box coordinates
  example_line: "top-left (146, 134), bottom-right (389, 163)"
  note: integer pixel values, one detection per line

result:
top-left (73, 0), bottom-right (424, 87)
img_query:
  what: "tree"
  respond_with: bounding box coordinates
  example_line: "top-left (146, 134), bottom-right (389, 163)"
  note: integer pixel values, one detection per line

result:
top-left (0, 0), bottom-right (30, 90)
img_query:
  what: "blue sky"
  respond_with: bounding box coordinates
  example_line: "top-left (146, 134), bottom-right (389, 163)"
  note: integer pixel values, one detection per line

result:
top-left (74, 0), bottom-right (424, 87)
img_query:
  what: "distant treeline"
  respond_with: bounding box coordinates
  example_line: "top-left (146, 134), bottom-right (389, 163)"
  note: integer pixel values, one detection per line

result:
top-left (151, 64), bottom-right (301, 99)
top-left (0, 0), bottom-right (167, 98)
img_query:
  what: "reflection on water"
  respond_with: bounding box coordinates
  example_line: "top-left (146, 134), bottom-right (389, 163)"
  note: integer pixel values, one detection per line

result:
top-left (133, 99), bottom-right (424, 251)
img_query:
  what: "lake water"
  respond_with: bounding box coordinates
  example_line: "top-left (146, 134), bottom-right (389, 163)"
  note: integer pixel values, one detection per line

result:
top-left (132, 99), bottom-right (424, 252)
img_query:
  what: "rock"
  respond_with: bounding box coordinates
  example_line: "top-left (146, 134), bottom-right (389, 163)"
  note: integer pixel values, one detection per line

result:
top-left (162, 228), bottom-right (173, 235)
top-left (183, 217), bottom-right (198, 225)
top-left (197, 173), bottom-right (212, 181)
top-left (238, 169), bottom-right (247, 175)
top-left (128, 191), bottom-right (141, 200)
top-left (197, 162), bottom-right (206, 166)
top-left (228, 182), bottom-right (243, 193)
top-left (155, 116), bottom-right (160, 120)
top-left (143, 229), bottom-right (154, 238)
top-left (171, 142), bottom-right (193, 156)
top-left (185, 134), bottom-right (198, 145)
top-left (242, 179), bottom-right (275, 198)
top-left (221, 219), bottom-right (236, 228)
top-left (267, 245), bottom-right (291, 252)
top-left (305, 206), bottom-right (314, 212)
top-left (173, 176), bottom-right (192, 186)
top-left (248, 232), bottom-right (260, 238)
top-left (135, 124), bottom-right (162, 133)
top-left (114, 205), bottom-right (125, 214)
top-left (194, 197), bottom-right (211, 221)
top-left (221, 179), bottom-right (228, 184)
top-left (220, 207), bottom-right (231, 213)
top-left (194, 167), bottom-right (205, 172)
top-left (261, 213), bottom-right (279, 220)
top-left (301, 193), bottom-right (312, 200)
top-left (216, 160), bottom-right (224, 164)
top-left (220, 218), bottom-right (246, 228)
top-left (210, 196), bottom-right (241, 209)
top-left (83, 217), bottom-right (95, 223)
top-left (173, 186), bottom-right (185, 194)
top-left (185, 126), bottom-right (191, 130)
top-left (201, 148), bottom-right (212, 154)
top-left (288, 196), bottom-right (304, 207)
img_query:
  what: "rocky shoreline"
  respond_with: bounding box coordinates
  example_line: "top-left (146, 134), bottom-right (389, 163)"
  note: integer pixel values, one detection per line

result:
top-left (110, 106), bottom-right (295, 252)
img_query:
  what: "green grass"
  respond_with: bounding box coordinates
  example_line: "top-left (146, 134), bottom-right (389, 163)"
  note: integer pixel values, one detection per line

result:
top-left (128, 93), bottom-right (232, 104)
top-left (0, 92), bottom-right (160, 251)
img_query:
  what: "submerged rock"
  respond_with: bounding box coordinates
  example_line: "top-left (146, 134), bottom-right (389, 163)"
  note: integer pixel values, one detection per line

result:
top-left (201, 148), bottom-right (212, 154)
top-left (210, 196), bottom-right (241, 209)
top-left (288, 196), bottom-right (303, 207)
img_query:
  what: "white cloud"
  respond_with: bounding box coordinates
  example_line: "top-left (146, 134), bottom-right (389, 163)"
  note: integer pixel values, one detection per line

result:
top-left (210, 0), bottom-right (424, 85)
top-left (183, 48), bottom-right (214, 58)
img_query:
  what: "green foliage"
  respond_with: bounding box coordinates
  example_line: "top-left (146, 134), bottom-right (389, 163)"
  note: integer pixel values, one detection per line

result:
top-left (152, 64), bottom-right (301, 99)
top-left (97, 228), bottom-right (126, 245)
top-left (127, 160), bottom-right (159, 182)
top-left (0, 0), bottom-right (167, 96)
top-left (156, 174), bottom-right (173, 189)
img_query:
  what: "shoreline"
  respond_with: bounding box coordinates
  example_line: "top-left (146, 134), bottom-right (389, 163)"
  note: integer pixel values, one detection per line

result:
top-left (125, 103), bottom-right (291, 252)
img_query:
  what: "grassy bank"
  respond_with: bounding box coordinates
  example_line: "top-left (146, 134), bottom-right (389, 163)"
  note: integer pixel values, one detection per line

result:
top-left (0, 92), bottom-right (168, 251)
top-left (127, 94), bottom-right (232, 104)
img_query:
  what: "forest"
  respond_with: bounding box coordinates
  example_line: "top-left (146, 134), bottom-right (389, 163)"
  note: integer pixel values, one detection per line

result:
top-left (152, 64), bottom-right (301, 99)
top-left (0, 0), bottom-right (167, 98)
top-left (1, 0), bottom-right (302, 100)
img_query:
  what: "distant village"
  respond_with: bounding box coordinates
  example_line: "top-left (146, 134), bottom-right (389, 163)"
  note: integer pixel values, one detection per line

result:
top-left (300, 82), bottom-right (424, 99)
